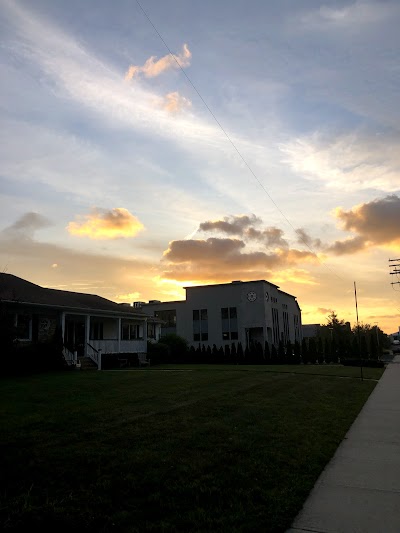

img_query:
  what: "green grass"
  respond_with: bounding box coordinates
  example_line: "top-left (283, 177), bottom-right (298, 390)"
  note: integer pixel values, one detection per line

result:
top-left (0, 366), bottom-right (383, 532)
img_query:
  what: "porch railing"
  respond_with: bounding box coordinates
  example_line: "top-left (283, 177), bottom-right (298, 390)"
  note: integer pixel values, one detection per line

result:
top-left (63, 346), bottom-right (77, 366)
top-left (87, 343), bottom-right (102, 370)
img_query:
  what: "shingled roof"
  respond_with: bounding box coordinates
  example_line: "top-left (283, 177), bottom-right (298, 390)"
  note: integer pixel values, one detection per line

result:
top-left (0, 273), bottom-right (145, 316)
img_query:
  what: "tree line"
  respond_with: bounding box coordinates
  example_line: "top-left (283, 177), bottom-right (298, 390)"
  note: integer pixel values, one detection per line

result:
top-left (148, 312), bottom-right (389, 366)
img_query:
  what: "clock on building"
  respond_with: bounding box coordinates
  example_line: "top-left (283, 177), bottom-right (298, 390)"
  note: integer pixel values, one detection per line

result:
top-left (247, 291), bottom-right (257, 302)
top-left (265, 291), bottom-right (270, 301)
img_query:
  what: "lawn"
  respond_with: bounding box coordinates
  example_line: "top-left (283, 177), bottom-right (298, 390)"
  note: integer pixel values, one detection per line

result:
top-left (0, 365), bottom-right (383, 532)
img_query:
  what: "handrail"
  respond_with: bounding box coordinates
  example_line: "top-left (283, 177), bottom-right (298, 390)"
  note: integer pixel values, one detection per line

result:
top-left (87, 342), bottom-right (100, 354)
top-left (87, 343), bottom-right (102, 370)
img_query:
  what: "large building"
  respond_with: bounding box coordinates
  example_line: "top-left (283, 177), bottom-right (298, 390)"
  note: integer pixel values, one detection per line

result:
top-left (142, 280), bottom-right (302, 349)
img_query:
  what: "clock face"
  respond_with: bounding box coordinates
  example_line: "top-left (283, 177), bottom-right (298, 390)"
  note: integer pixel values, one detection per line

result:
top-left (265, 291), bottom-right (270, 302)
top-left (247, 291), bottom-right (257, 302)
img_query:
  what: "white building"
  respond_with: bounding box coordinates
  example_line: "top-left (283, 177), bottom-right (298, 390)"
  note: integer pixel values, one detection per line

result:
top-left (142, 280), bottom-right (302, 349)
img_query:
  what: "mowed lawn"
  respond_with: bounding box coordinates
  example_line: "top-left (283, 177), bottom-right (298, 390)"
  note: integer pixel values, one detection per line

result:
top-left (0, 366), bottom-right (383, 532)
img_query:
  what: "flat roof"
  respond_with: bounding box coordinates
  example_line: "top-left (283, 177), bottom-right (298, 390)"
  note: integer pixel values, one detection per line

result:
top-left (184, 280), bottom-right (280, 290)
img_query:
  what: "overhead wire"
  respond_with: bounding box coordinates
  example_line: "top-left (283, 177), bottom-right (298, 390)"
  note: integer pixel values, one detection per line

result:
top-left (134, 0), bottom-right (348, 284)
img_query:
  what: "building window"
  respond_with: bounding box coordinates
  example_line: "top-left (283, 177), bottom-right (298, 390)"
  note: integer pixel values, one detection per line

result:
top-left (272, 308), bottom-right (280, 345)
top-left (221, 307), bottom-right (238, 341)
top-left (147, 322), bottom-right (156, 339)
top-left (154, 309), bottom-right (177, 335)
top-left (15, 314), bottom-right (31, 340)
top-left (121, 322), bottom-right (143, 340)
top-left (90, 322), bottom-right (103, 340)
top-left (193, 309), bottom-right (208, 342)
top-left (283, 311), bottom-right (289, 344)
top-left (294, 314), bottom-right (300, 341)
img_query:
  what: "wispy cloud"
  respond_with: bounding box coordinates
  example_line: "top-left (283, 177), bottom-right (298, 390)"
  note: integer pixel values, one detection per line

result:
top-left (67, 208), bottom-right (144, 239)
top-left (280, 132), bottom-right (400, 192)
top-left (125, 44), bottom-right (191, 80)
top-left (299, 1), bottom-right (398, 30)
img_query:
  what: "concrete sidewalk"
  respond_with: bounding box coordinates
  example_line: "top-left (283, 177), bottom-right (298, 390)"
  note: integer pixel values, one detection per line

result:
top-left (287, 356), bottom-right (400, 533)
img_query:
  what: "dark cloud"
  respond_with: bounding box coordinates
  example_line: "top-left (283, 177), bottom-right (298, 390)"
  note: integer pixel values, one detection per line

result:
top-left (326, 236), bottom-right (366, 255)
top-left (246, 227), bottom-right (288, 248)
top-left (162, 236), bottom-right (318, 283)
top-left (295, 228), bottom-right (322, 249)
top-left (3, 212), bottom-right (52, 238)
top-left (163, 238), bottom-right (245, 263)
top-left (328, 195), bottom-right (400, 254)
top-left (199, 214), bottom-right (261, 235)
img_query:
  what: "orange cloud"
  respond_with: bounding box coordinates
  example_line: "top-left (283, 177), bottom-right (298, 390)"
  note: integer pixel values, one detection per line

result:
top-left (327, 195), bottom-right (400, 254)
top-left (125, 44), bottom-right (191, 80)
top-left (162, 236), bottom-right (319, 284)
top-left (67, 208), bottom-right (144, 240)
top-left (162, 91), bottom-right (192, 113)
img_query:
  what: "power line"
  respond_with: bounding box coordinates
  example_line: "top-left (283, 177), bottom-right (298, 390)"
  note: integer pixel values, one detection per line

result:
top-left (134, 0), bottom-right (345, 283)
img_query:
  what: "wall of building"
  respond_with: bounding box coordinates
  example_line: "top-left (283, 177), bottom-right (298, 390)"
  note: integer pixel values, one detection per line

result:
top-left (143, 280), bottom-right (302, 349)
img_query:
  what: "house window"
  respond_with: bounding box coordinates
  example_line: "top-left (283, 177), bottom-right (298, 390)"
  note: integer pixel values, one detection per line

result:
top-left (147, 322), bottom-right (156, 339)
top-left (193, 309), bottom-right (208, 342)
top-left (90, 322), bottom-right (103, 340)
top-left (121, 322), bottom-right (143, 340)
top-left (221, 307), bottom-right (238, 341)
top-left (15, 314), bottom-right (31, 340)
top-left (154, 309), bottom-right (177, 335)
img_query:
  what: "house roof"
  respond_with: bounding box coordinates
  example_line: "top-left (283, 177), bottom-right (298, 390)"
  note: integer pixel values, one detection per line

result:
top-left (0, 273), bottom-right (151, 318)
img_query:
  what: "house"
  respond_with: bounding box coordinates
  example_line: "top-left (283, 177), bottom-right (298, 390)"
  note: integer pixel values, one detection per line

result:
top-left (142, 280), bottom-right (302, 349)
top-left (0, 273), bottom-right (161, 368)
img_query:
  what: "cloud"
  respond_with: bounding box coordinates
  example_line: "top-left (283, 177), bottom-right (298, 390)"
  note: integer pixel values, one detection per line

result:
top-left (67, 208), bottom-right (144, 239)
top-left (162, 235), bottom-right (319, 283)
top-left (0, 213), bottom-right (155, 301)
top-left (3, 212), bottom-right (52, 239)
top-left (246, 227), bottom-right (288, 248)
top-left (199, 214), bottom-right (261, 235)
top-left (162, 91), bottom-right (192, 113)
top-left (295, 228), bottom-right (323, 249)
top-left (199, 215), bottom-right (288, 248)
top-left (327, 195), bottom-right (400, 254)
top-left (326, 236), bottom-right (367, 255)
top-left (317, 307), bottom-right (334, 315)
top-left (280, 132), bottom-right (400, 192)
top-left (125, 44), bottom-right (191, 80)
top-left (300, 1), bottom-right (398, 30)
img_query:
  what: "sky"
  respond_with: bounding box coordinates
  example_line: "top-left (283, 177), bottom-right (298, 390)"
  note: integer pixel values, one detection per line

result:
top-left (1, 0), bottom-right (400, 333)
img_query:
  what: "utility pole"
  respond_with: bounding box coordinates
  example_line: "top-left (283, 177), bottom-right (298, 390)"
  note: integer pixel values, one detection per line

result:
top-left (389, 258), bottom-right (400, 287)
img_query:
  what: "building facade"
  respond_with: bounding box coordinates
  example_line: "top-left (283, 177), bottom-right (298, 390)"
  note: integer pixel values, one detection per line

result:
top-left (142, 280), bottom-right (302, 349)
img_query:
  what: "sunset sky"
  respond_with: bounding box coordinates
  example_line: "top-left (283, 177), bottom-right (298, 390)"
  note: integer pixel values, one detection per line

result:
top-left (1, 0), bottom-right (400, 333)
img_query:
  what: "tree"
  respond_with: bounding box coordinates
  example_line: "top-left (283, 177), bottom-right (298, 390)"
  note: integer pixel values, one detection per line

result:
top-left (237, 342), bottom-right (244, 364)
top-left (159, 334), bottom-right (188, 363)
top-left (293, 340), bottom-right (301, 364)
top-left (224, 344), bottom-right (231, 364)
top-left (308, 337), bottom-right (317, 364)
top-left (278, 340), bottom-right (285, 361)
top-left (264, 341), bottom-right (271, 364)
top-left (231, 342), bottom-right (237, 364)
top-left (301, 338), bottom-right (309, 364)
top-left (271, 344), bottom-right (278, 364)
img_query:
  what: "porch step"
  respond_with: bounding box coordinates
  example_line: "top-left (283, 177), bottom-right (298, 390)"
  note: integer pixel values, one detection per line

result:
top-left (78, 356), bottom-right (98, 370)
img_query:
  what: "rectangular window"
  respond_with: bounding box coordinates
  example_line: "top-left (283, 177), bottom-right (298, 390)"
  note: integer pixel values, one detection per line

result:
top-left (272, 308), bottom-right (280, 345)
top-left (147, 323), bottom-right (156, 339)
top-left (15, 314), bottom-right (31, 340)
top-left (193, 309), bottom-right (208, 342)
top-left (155, 309), bottom-right (177, 336)
top-left (221, 307), bottom-right (238, 341)
top-left (121, 322), bottom-right (143, 340)
top-left (90, 322), bottom-right (103, 340)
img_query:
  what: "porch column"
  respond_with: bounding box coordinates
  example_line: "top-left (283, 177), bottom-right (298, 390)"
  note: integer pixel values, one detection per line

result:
top-left (118, 317), bottom-right (121, 352)
top-left (143, 318), bottom-right (147, 350)
top-left (85, 315), bottom-right (90, 357)
top-left (60, 312), bottom-right (66, 342)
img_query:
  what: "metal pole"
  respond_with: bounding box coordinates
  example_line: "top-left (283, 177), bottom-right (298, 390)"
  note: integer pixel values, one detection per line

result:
top-left (354, 281), bottom-right (363, 381)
